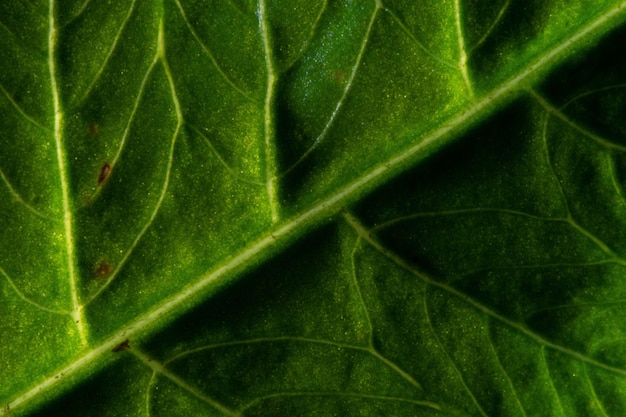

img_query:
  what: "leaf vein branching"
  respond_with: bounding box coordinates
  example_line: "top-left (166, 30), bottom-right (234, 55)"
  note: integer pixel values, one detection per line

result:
top-left (534, 98), bottom-right (625, 262)
top-left (0, 167), bottom-right (50, 220)
top-left (348, 235), bottom-right (374, 344)
top-left (567, 220), bottom-right (626, 263)
top-left (537, 99), bottom-right (573, 216)
top-left (371, 207), bottom-right (626, 265)
top-left (64, 0), bottom-right (92, 25)
top-left (372, 207), bottom-right (565, 229)
top-left (86, 48), bottom-right (160, 205)
top-left (422, 289), bottom-right (489, 417)
top-left (583, 364), bottom-right (610, 417)
top-left (487, 329), bottom-right (528, 417)
top-left (144, 371), bottom-right (157, 417)
top-left (86, 20), bottom-right (181, 306)
top-left (48, 0), bottom-right (88, 346)
top-left (165, 335), bottom-right (422, 390)
top-left (345, 210), bottom-right (626, 378)
top-left (562, 82), bottom-right (626, 105)
top-left (368, 350), bottom-right (422, 390)
top-left (469, 0), bottom-right (511, 52)
top-left (7, 3), bottom-right (626, 412)
top-left (283, 0), bottom-right (328, 71)
top-left (166, 336), bottom-right (371, 361)
top-left (283, 1), bottom-right (382, 175)
top-left (541, 347), bottom-right (567, 417)
top-left (187, 122), bottom-right (264, 185)
top-left (454, 0), bottom-right (473, 97)
top-left (132, 349), bottom-right (240, 417)
top-left (530, 88), bottom-right (626, 152)
top-left (0, 267), bottom-right (69, 314)
top-left (174, 0), bottom-right (252, 100)
top-left (258, 0), bottom-right (280, 222)
top-left (382, 6), bottom-right (457, 70)
top-left (0, 82), bottom-right (51, 132)
top-left (241, 392), bottom-right (441, 412)
top-left (77, 0), bottom-right (138, 104)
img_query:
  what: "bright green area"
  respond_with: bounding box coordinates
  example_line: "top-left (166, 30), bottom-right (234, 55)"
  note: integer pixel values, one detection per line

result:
top-left (1, 0), bottom-right (626, 415)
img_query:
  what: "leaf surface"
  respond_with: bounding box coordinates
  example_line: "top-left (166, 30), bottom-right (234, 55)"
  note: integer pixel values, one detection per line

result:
top-left (2, 0), bottom-right (626, 415)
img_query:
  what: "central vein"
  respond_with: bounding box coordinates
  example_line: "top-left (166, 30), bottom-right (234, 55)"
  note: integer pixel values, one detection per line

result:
top-left (258, 0), bottom-right (280, 223)
top-left (49, 0), bottom-right (88, 346)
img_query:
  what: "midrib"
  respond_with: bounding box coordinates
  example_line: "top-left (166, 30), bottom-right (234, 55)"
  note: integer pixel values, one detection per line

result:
top-left (6, 2), bottom-right (626, 414)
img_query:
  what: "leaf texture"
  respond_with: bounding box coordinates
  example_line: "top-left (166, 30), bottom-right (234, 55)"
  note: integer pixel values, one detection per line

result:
top-left (2, 0), bottom-right (626, 415)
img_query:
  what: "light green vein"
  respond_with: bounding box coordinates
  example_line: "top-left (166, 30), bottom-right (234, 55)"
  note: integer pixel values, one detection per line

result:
top-left (383, 7), bottom-right (457, 70)
top-left (373, 207), bottom-right (626, 265)
top-left (538, 99), bottom-right (572, 216)
top-left (48, 0), bottom-right (88, 346)
top-left (530, 88), bottom-right (626, 152)
top-left (258, 0), bottom-right (280, 223)
top-left (5, 3), bottom-right (626, 413)
top-left (541, 347), bottom-right (567, 417)
top-left (454, 0), bottom-right (473, 97)
top-left (132, 349), bottom-right (238, 417)
top-left (606, 153), bottom-right (626, 213)
top-left (174, 0), bottom-right (252, 100)
top-left (165, 336), bottom-right (421, 390)
top-left (87, 47), bottom-right (160, 205)
top-left (470, 0), bottom-right (511, 52)
top-left (284, 0), bottom-right (382, 175)
top-left (422, 289), bottom-right (489, 417)
top-left (242, 392), bottom-right (440, 412)
top-left (187, 122), bottom-right (263, 185)
top-left (77, 0), bottom-right (137, 104)
top-left (85, 19), bottom-right (181, 306)
top-left (0, 82), bottom-right (50, 132)
top-left (583, 364), bottom-right (610, 417)
top-left (284, 0), bottom-right (328, 71)
top-left (0, 168), bottom-right (49, 219)
top-left (0, 267), bottom-right (69, 314)
top-left (344, 211), bottom-right (626, 378)
top-left (487, 330), bottom-right (528, 417)
top-left (349, 236), bottom-right (374, 345)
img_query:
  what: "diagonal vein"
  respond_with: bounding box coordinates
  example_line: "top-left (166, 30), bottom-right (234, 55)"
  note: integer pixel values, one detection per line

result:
top-left (344, 211), bottom-right (626, 377)
top-left (48, 0), bottom-right (88, 346)
top-left (6, 2), bottom-right (626, 414)
top-left (284, 0), bottom-right (381, 175)
top-left (86, 20), bottom-right (181, 306)
top-left (77, 0), bottom-right (137, 104)
top-left (174, 0), bottom-right (252, 100)
top-left (132, 349), bottom-right (239, 417)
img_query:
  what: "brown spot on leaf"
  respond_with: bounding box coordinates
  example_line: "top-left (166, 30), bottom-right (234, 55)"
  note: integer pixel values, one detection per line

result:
top-left (334, 70), bottom-right (346, 84)
top-left (94, 261), bottom-right (113, 279)
top-left (112, 339), bottom-right (130, 353)
top-left (98, 162), bottom-right (111, 185)
top-left (88, 122), bottom-right (99, 137)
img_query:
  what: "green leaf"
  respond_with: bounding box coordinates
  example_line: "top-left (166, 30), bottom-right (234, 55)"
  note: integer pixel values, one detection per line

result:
top-left (2, 0), bottom-right (626, 415)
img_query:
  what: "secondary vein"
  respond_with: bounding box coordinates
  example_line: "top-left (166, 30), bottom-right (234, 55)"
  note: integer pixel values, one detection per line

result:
top-left (49, 0), bottom-right (88, 346)
top-left (259, 0), bottom-right (280, 223)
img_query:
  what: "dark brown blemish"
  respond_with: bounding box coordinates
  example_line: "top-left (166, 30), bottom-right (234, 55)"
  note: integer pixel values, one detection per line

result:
top-left (94, 261), bottom-right (113, 279)
top-left (112, 339), bottom-right (130, 353)
top-left (98, 162), bottom-right (111, 185)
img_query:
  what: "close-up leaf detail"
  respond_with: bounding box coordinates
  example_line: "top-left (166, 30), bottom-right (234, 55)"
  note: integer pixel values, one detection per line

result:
top-left (2, 0), bottom-right (626, 415)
